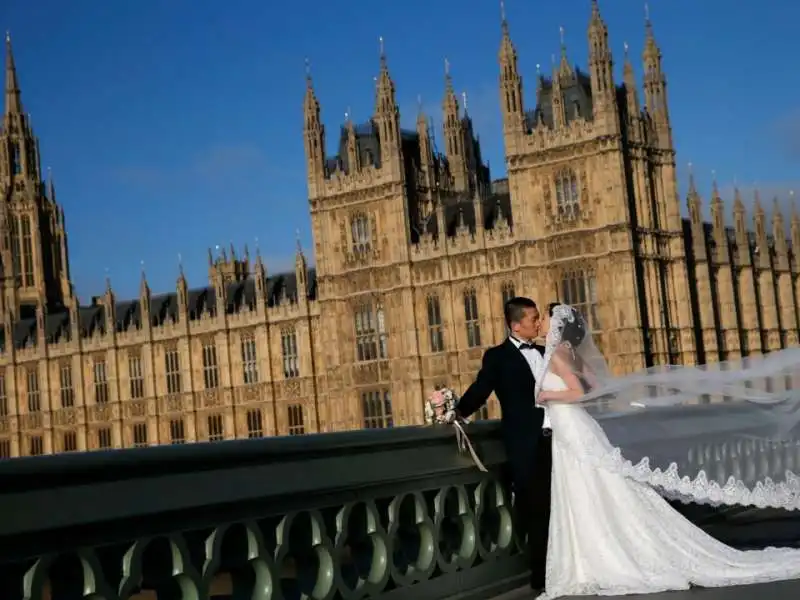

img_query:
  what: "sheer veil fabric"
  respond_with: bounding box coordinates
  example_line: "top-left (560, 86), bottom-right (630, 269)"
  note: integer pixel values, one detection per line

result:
top-left (538, 304), bottom-right (800, 510)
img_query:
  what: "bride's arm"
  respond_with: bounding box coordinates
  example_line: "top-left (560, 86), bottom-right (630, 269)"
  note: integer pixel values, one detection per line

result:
top-left (537, 354), bottom-right (585, 403)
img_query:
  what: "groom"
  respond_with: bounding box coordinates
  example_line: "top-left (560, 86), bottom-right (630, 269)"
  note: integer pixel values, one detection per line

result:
top-left (453, 297), bottom-right (551, 593)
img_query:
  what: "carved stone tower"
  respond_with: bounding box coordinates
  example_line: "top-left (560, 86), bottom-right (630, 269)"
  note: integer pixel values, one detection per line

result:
top-left (0, 34), bottom-right (71, 320)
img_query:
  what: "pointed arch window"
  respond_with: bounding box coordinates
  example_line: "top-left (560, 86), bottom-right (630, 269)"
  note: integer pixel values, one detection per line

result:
top-left (281, 328), bottom-right (299, 379)
top-left (201, 340), bottom-right (220, 390)
top-left (350, 213), bottom-right (371, 255)
top-left (354, 301), bottom-right (388, 362)
top-left (464, 288), bottom-right (481, 348)
top-left (10, 143), bottom-right (21, 175)
top-left (554, 168), bottom-right (580, 218)
top-left (9, 217), bottom-right (21, 287)
top-left (426, 295), bottom-right (444, 353)
top-left (20, 215), bottom-right (34, 287)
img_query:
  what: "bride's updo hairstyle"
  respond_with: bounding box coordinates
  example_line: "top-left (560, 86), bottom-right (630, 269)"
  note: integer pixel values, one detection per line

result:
top-left (548, 303), bottom-right (588, 348)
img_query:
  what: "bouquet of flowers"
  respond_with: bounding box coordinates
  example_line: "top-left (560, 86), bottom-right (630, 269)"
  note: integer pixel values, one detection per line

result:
top-left (424, 387), bottom-right (466, 425)
top-left (424, 386), bottom-right (486, 471)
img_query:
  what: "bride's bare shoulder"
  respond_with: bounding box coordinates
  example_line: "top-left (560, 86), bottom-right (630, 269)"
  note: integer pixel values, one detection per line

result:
top-left (550, 348), bottom-right (576, 371)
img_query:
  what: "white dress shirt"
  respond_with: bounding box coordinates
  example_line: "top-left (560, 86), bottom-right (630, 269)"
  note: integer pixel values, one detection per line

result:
top-left (509, 336), bottom-right (550, 429)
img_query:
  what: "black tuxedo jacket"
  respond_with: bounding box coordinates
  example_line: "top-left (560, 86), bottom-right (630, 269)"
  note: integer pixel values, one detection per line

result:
top-left (456, 338), bottom-right (546, 485)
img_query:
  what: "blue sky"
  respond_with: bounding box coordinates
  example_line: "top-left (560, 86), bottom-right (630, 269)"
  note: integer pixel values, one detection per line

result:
top-left (3, 0), bottom-right (799, 301)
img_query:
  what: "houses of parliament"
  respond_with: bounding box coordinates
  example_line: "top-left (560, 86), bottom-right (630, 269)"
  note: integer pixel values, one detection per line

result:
top-left (1, 2), bottom-right (799, 458)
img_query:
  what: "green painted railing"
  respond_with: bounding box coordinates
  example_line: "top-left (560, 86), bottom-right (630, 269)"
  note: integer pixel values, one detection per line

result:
top-left (0, 421), bottom-right (528, 600)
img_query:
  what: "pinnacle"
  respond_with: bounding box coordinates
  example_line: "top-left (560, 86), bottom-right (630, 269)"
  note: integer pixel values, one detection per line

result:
top-left (4, 29), bottom-right (22, 115)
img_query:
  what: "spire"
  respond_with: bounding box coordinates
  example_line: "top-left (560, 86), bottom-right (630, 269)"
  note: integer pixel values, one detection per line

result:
top-left (443, 58), bottom-right (467, 191)
top-left (498, 1), bottom-right (523, 132)
top-left (375, 36), bottom-right (396, 113)
top-left (753, 189), bottom-right (764, 215)
top-left (733, 186), bottom-right (748, 239)
top-left (303, 57), bottom-right (326, 196)
top-left (444, 57), bottom-right (458, 112)
top-left (295, 229), bottom-right (308, 303)
top-left (498, 0), bottom-right (517, 67)
top-left (686, 163), bottom-right (702, 225)
top-left (587, 0), bottom-right (616, 131)
top-left (772, 197), bottom-right (787, 253)
top-left (642, 3), bottom-right (663, 88)
top-left (733, 186), bottom-right (745, 212)
top-left (139, 261), bottom-right (150, 297)
top-left (416, 95), bottom-right (434, 191)
top-left (642, 0), bottom-right (670, 144)
top-left (4, 32), bottom-right (22, 116)
top-left (711, 171), bottom-right (721, 204)
top-left (687, 163), bottom-right (697, 197)
top-left (373, 37), bottom-right (401, 177)
top-left (622, 42), bottom-right (641, 124)
top-left (557, 26), bottom-right (572, 78)
top-left (623, 42), bottom-right (635, 83)
top-left (643, 2), bottom-right (658, 59)
top-left (709, 171), bottom-right (725, 232)
top-left (47, 166), bottom-right (56, 202)
top-left (303, 57), bottom-right (320, 124)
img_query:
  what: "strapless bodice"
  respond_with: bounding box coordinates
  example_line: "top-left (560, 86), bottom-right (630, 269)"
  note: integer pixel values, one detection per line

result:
top-left (542, 371), bottom-right (569, 392)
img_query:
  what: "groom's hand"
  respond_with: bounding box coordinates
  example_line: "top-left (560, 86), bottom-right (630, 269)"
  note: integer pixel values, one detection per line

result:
top-left (436, 409), bottom-right (457, 425)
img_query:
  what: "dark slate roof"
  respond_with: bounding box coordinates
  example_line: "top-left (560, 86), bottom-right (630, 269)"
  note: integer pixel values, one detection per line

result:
top-left (324, 119), bottom-right (420, 176)
top-left (525, 68), bottom-right (597, 131)
top-left (0, 269), bottom-right (317, 351)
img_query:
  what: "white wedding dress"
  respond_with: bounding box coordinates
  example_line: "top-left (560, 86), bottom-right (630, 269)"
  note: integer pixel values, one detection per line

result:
top-left (540, 370), bottom-right (800, 598)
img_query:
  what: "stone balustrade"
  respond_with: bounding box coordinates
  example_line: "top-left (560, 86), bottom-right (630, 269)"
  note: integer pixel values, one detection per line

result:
top-left (0, 421), bottom-right (528, 600)
top-left (2, 404), bottom-right (800, 600)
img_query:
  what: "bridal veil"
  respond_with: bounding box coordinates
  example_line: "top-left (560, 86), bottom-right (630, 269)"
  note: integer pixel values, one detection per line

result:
top-left (537, 304), bottom-right (800, 510)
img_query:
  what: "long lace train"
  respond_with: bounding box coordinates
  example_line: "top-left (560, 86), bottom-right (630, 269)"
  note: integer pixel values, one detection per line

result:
top-left (539, 375), bottom-right (800, 599)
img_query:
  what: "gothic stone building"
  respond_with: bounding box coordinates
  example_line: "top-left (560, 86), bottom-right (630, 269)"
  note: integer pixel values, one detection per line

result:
top-left (2, 3), bottom-right (800, 458)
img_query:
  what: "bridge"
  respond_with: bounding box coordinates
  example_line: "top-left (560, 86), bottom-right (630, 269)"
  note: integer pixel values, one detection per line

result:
top-left (1, 416), bottom-right (799, 600)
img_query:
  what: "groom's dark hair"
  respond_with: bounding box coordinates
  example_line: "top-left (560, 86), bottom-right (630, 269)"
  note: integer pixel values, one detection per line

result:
top-left (504, 296), bottom-right (537, 328)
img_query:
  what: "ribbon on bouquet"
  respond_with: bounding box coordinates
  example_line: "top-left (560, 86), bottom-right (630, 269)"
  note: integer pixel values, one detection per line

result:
top-left (452, 420), bottom-right (488, 472)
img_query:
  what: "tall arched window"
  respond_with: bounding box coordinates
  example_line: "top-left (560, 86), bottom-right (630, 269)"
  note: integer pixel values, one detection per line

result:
top-left (281, 328), bottom-right (299, 379)
top-left (350, 213), bottom-right (371, 254)
top-left (426, 295), bottom-right (444, 353)
top-left (21, 215), bottom-right (34, 287)
top-left (10, 143), bottom-right (21, 175)
top-left (376, 304), bottom-right (388, 359)
top-left (554, 168), bottom-right (580, 218)
top-left (463, 288), bottom-right (481, 348)
top-left (9, 217), bottom-right (21, 287)
top-left (354, 301), bottom-right (388, 362)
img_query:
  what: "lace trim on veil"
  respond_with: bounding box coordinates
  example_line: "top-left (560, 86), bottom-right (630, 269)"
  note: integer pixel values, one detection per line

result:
top-left (539, 305), bottom-right (800, 512)
top-left (561, 435), bottom-right (800, 510)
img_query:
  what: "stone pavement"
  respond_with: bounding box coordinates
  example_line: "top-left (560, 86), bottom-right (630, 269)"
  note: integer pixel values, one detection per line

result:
top-left (493, 579), bottom-right (800, 599)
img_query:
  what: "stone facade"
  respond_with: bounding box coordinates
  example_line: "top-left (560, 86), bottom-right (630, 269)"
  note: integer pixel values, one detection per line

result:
top-left (1, 5), bottom-right (799, 458)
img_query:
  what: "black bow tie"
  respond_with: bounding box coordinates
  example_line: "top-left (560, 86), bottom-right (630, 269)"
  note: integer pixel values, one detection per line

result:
top-left (511, 338), bottom-right (536, 350)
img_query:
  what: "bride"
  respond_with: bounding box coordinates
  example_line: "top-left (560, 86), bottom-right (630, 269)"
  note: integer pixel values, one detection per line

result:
top-left (535, 303), bottom-right (800, 598)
